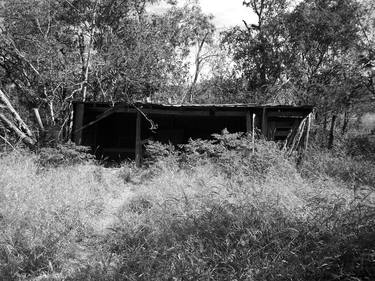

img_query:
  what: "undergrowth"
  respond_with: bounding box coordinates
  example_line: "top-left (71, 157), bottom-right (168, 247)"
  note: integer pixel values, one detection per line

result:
top-left (0, 132), bottom-right (374, 280)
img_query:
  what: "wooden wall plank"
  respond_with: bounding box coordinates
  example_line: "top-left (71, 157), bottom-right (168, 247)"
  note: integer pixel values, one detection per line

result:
top-left (73, 103), bottom-right (85, 145)
top-left (261, 108), bottom-right (268, 138)
top-left (246, 112), bottom-right (251, 133)
top-left (135, 112), bottom-right (142, 167)
top-left (115, 108), bottom-right (248, 117)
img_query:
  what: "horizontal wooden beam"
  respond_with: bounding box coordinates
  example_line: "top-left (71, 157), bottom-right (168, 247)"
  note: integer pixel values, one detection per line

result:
top-left (101, 108), bottom-right (254, 117)
top-left (215, 111), bottom-right (248, 117)
top-left (102, 148), bottom-right (135, 153)
top-left (146, 109), bottom-right (210, 116)
top-left (267, 111), bottom-right (307, 118)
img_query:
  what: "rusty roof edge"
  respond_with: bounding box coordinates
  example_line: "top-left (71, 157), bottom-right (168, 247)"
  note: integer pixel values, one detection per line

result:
top-left (72, 100), bottom-right (314, 110)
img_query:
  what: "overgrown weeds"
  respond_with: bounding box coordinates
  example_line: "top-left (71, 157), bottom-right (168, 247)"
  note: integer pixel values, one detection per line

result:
top-left (0, 133), bottom-right (374, 280)
top-left (37, 143), bottom-right (94, 168)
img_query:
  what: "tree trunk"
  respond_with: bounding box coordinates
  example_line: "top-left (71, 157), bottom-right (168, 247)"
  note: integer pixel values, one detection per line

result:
top-left (342, 110), bottom-right (349, 135)
top-left (0, 89), bottom-right (33, 138)
top-left (181, 32), bottom-right (210, 104)
top-left (33, 108), bottom-right (45, 132)
top-left (323, 112), bottom-right (327, 131)
top-left (328, 115), bottom-right (336, 150)
top-left (80, 1), bottom-right (98, 101)
top-left (0, 114), bottom-right (35, 148)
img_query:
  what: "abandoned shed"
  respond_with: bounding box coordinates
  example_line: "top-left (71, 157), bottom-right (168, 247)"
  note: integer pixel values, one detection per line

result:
top-left (71, 101), bottom-right (313, 165)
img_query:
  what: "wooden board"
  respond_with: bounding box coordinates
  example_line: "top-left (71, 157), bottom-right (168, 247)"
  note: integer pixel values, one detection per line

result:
top-left (135, 112), bottom-right (142, 167)
top-left (73, 103), bottom-right (85, 145)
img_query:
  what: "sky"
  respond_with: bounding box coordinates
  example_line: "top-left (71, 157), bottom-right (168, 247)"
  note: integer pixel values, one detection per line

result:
top-left (198, 0), bottom-right (257, 29)
top-left (150, 0), bottom-right (257, 29)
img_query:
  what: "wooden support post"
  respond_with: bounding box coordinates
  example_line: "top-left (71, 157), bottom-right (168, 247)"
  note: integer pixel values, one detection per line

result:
top-left (246, 112), bottom-right (251, 133)
top-left (135, 112), bottom-right (142, 167)
top-left (252, 113), bottom-right (255, 154)
top-left (73, 103), bottom-right (85, 145)
top-left (261, 107), bottom-right (268, 139)
top-left (305, 114), bottom-right (311, 150)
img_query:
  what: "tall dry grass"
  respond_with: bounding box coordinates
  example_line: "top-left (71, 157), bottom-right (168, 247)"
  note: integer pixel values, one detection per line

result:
top-left (0, 133), bottom-right (374, 280)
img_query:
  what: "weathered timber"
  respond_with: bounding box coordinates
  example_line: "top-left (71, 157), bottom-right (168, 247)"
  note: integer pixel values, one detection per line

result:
top-left (262, 108), bottom-right (268, 138)
top-left (73, 103), bottom-right (85, 145)
top-left (305, 113), bottom-right (311, 149)
top-left (267, 111), bottom-right (307, 118)
top-left (246, 112), bottom-right (251, 133)
top-left (71, 101), bottom-right (314, 162)
top-left (73, 107), bottom-right (116, 135)
top-left (135, 112), bottom-right (142, 167)
top-left (252, 113), bottom-right (255, 154)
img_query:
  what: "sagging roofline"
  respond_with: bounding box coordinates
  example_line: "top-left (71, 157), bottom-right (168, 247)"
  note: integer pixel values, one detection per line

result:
top-left (71, 100), bottom-right (314, 111)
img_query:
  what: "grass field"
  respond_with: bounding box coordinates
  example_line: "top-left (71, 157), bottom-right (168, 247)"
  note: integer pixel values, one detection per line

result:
top-left (0, 133), bottom-right (374, 280)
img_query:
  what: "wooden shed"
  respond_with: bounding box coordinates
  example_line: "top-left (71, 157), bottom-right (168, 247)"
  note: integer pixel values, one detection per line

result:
top-left (71, 101), bottom-right (313, 164)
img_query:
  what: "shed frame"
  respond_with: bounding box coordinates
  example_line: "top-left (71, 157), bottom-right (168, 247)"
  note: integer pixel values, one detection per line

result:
top-left (72, 101), bottom-right (313, 166)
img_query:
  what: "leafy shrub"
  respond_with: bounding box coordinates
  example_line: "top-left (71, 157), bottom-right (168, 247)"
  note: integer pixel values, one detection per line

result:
top-left (302, 145), bottom-right (375, 186)
top-left (37, 143), bottom-right (94, 168)
top-left (145, 131), bottom-right (294, 181)
top-left (343, 134), bottom-right (375, 161)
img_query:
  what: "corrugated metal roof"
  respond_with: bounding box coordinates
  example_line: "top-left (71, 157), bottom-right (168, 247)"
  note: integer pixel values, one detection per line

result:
top-left (74, 101), bottom-right (314, 110)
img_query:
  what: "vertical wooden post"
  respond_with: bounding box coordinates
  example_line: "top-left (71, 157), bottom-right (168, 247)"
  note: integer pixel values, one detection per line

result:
top-left (73, 103), bottom-right (85, 145)
top-left (252, 113), bottom-right (255, 154)
top-left (261, 107), bottom-right (268, 139)
top-left (305, 114), bottom-right (311, 150)
top-left (135, 112), bottom-right (142, 167)
top-left (246, 112), bottom-right (251, 134)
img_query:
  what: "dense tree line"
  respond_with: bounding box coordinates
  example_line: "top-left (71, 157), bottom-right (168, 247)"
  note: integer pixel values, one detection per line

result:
top-left (0, 0), bottom-right (214, 142)
top-left (0, 0), bottom-right (374, 146)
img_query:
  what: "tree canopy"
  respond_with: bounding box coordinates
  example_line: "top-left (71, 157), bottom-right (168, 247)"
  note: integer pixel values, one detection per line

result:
top-left (0, 0), bottom-right (374, 145)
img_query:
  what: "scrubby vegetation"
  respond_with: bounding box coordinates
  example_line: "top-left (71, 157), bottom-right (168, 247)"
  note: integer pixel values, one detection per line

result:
top-left (1, 0), bottom-right (374, 279)
top-left (0, 132), bottom-right (374, 281)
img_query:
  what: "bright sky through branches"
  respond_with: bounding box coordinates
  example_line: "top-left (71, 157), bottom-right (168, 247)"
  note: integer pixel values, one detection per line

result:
top-left (150, 0), bottom-right (257, 29)
top-left (198, 0), bottom-right (257, 29)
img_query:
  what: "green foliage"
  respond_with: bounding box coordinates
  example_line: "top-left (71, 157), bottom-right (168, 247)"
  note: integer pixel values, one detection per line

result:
top-left (0, 152), bottom-right (117, 280)
top-left (0, 0), bottom-right (216, 140)
top-left (302, 134), bottom-right (375, 187)
top-left (344, 134), bottom-right (375, 161)
top-left (37, 143), bottom-right (94, 168)
top-left (220, 0), bottom-right (373, 113)
top-left (0, 138), bottom-right (374, 280)
top-left (144, 131), bottom-right (291, 182)
top-left (180, 131), bottom-right (290, 180)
